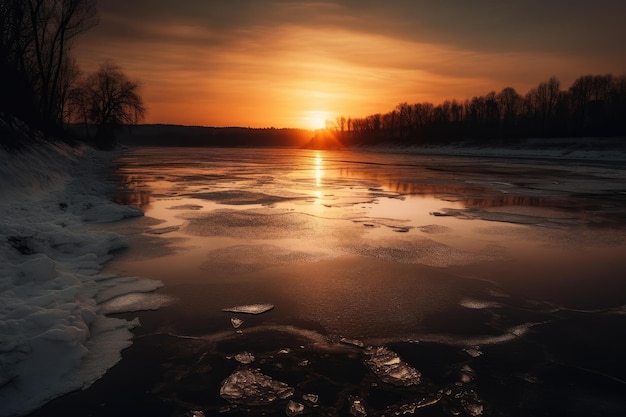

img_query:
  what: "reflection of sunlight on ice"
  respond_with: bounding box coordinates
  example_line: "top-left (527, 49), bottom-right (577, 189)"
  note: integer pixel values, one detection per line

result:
top-left (313, 152), bottom-right (324, 205)
top-left (315, 152), bottom-right (323, 187)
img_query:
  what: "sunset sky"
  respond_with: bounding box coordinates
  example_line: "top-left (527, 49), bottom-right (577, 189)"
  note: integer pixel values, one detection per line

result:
top-left (75, 0), bottom-right (626, 129)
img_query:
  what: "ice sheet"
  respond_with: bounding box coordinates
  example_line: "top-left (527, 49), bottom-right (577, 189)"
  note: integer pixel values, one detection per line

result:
top-left (222, 304), bottom-right (275, 314)
top-left (201, 244), bottom-right (333, 274)
top-left (57, 146), bottom-right (626, 416)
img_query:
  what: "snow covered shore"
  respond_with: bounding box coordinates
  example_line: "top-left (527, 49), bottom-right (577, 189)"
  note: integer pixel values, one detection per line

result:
top-left (0, 142), bottom-right (163, 416)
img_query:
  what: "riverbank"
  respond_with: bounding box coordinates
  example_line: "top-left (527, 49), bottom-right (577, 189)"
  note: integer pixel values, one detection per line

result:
top-left (0, 142), bottom-right (167, 416)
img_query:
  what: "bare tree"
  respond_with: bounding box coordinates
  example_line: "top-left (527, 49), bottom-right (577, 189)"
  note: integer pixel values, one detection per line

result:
top-left (533, 76), bottom-right (561, 132)
top-left (71, 61), bottom-right (145, 148)
top-left (1, 0), bottom-right (97, 130)
top-left (28, 0), bottom-right (97, 122)
top-left (497, 87), bottom-right (522, 120)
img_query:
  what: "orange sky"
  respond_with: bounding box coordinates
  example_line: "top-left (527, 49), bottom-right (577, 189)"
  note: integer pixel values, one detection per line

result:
top-left (75, 1), bottom-right (626, 129)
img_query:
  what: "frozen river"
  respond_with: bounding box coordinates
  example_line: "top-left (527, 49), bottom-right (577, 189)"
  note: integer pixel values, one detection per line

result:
top-left (31, 147), bottom-right (626, 416)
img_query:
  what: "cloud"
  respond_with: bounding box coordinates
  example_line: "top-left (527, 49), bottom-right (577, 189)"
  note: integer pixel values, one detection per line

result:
top-left (90, 0), bottom-right (626, 56)
top-left (74, 0), bottom-right (626, 127)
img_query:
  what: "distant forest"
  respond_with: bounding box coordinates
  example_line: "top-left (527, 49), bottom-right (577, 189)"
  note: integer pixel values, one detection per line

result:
top-left (330, 74), bottom-right (626, 146)
top-left (99, 124), bottom-right (314, 148)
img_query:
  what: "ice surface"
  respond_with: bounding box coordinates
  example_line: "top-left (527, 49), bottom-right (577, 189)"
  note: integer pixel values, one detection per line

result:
top-left (201, 244), bottom-right (333, 274)
top-left (183, 209), bottom-right (310, 240)
top-left (438, 207), bottom-right (547, 226)
top-left (365, 346), bottom-right (422, 386)
top-left (189, 190), bottom-right (301, 205)
top-left (222, 304), bottom-right (275, 314)
top-left (168, 204), bottom-right (203, 210)
top-left (219, 368), bottom-right (294, 405)
top-left (345, 238), bottom-right (496, 267)
top-left (0, 144), bottom-right (162, 416)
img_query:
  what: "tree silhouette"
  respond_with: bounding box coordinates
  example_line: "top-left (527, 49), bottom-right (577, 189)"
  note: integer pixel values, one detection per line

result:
top-left (70, 61), bottom-right (145, 149)
top-left (1, 0), bottom-right (97, 133)
top-left (337, 72), bottom-right (626, 146)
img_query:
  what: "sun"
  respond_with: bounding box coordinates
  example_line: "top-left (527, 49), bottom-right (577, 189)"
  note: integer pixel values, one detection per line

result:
top-left (302, 110), bottom-right (335, 130)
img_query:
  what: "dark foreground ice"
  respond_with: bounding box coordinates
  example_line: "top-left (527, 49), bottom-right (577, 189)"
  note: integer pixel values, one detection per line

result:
top-left (26, 147), bottom-right (626, 417)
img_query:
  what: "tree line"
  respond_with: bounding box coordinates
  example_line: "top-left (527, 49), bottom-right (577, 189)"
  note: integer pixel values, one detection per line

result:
top-left (104, 125), bottom-right (314, 148)
top-left (1, 0), bottom-right (144, 149)
top-left (335, 74), bottom-right (626, 146)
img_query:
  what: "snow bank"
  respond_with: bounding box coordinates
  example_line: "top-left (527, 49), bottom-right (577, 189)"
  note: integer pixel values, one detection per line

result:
top-left (0, 142), bottom-right (163, 417)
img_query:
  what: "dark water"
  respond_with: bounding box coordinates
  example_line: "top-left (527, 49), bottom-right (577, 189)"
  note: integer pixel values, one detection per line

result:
top-left (30, 148), bottom-right (626, 416)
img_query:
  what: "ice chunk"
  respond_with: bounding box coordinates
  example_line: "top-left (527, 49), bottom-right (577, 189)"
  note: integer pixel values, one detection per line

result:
top-left (169, 204), bottom-right (203, 210)
top-left (302, 393), bottom-right (319, 404)
top-left (365, 346), bottom-right (421, 387)
top-left (442, 385), bottom-right (484, 417)
top-left (417, 224), bottom-right (452, 234)
top-left (147, 225), bottom-right (180, 235)
top-left (98, 293), bottom-right (174, 314)
top-left (340, 337), bottom-right (364, 348)
top-left (460, 365), bottom-right (475, 383)
top-left (95, 276), bottom-right (164, 304)
top-left (231, 318), bottom-right (244, 328)
top-left (219, 369), bottom-right (294, 405)
top-left (345, 238), bottom-right (496, 268)
top-left (286, 400), bottom-right (305, 416)
top-left (350, 398), bottom-right (368, 417)
top-left (382, 393), bottom-right (441, 416)
top-left (222, 304), bottom-right (274, 314)
top-left (234, 352), bottom-right (255, 364)
top-left (464, 347), bottom-right (483, 358)
top-left (465, 403), bottom-right (484, 416)
top-left (459, 298), bottom-right (501, 309)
